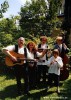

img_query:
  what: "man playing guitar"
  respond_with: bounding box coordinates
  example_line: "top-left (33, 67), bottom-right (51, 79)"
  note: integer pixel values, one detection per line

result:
top-left (2, 37), bottom-right (29, 95)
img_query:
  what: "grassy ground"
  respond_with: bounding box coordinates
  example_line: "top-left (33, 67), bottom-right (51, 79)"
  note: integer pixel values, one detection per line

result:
top-left (0, 65), bottom-right (71, 100)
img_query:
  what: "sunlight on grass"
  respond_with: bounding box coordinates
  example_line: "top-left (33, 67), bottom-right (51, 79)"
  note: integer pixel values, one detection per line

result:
top-left (0, 76), bottom-right (16, 93)
top-left (0, 70), bottom-right (71, 99)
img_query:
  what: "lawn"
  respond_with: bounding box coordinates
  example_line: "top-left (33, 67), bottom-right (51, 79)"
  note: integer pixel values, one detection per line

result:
top-left (0, 65), bottom-right (71, 100)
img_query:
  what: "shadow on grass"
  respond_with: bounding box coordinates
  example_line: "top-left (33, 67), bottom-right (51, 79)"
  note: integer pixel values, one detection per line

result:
top-left (1, 63), bottom-right (71, 100)
top-left (20, 90), bottom-right (54, 100)
top-left (58, 78), bottom-right (71, 99)
top-left (0, 77), bottom-right (71, 100)
top-left (0, 83), bottom-right (54, 100)
top-left (0, 84), bottom-right (18, 99)
top-left (0, 64), bottom-right (15, 79)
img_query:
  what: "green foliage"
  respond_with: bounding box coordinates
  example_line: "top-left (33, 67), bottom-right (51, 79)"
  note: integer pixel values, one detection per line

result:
top-left (19, 0), bottom-right (63, 37)
top-left (0, 18), bottom-right (17, 33)
top-left (49, 0), bottom-right (62, 20)
top-left (0, 1), bottom-right (9, 18)
top-left (19, 0), bottom-right (49, 37)
top-left (0, 17), bottom-right (22, 47)
top-left (0, 32), bottom-right (13, 46)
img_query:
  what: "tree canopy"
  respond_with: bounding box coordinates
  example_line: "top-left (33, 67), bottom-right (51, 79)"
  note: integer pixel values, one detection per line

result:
top-left (19, 0), bottom-right (62, 37)
top-left (0, 0), bottom-right (9, 18)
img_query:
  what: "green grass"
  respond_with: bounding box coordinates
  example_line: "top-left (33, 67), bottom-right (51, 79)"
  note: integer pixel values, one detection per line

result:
top-left (0, 66), bottom-right (71, 100)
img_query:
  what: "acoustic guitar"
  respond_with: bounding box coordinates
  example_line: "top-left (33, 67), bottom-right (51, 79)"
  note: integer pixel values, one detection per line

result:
top-left (5, 51), bottom-right (37, 67)
top-left (5, 51), bottom-right (24, 67)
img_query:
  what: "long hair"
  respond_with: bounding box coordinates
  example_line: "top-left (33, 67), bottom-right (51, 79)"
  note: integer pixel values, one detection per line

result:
top-left (27, 41), bottom-right (37, 53)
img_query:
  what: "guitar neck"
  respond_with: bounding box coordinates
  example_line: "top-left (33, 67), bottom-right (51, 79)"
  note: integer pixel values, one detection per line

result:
top-left (18, 58), bottom-right (36, 62)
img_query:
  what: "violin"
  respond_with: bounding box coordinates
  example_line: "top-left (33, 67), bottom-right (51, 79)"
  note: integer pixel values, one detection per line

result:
top-left (37, 48), bottom-right (53, 52)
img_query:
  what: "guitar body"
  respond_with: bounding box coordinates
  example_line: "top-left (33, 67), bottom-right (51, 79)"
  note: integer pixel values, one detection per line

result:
top-left (5, 51), bottom-right (24, 67)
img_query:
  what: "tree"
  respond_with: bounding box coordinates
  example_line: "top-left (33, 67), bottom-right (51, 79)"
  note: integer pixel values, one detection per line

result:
top-left (0, 0), bottom-right (9, 18)
top-left (19, 0), bottom-right (49, 37)
top-left (0, 16), bottom-right (22, 47)
top-left (19, 0), bottom-right (63, 37)
top-left (61, 0), bottom-right (71, 47)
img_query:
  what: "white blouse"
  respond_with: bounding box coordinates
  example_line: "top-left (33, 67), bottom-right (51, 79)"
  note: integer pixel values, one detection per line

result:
top-left (46, 56), bottom-right (63, 75)
top-left (26, 49), bottom-right (42, 59)
top-left (37, 43), bottom-right (48, 65)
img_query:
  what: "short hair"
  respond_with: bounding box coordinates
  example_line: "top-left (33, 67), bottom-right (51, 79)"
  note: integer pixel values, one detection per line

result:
top-left (53, 49), bottom-right (59, 55)
top-left (40, 36), bottom-right (47, 41)
top-left (56, 36), bottom-right (63, 41)
top-left (18, 37), bottom-right (25, 42)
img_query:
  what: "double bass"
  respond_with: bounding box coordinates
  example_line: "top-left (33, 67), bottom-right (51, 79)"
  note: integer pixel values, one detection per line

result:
top-left (60, 53), bottom-right (69, 81)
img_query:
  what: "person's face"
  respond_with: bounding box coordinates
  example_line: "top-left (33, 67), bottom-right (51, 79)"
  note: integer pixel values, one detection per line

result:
top-left (53, 52), bottom-right (58, 58)
top-left (41, 38), bottom-right (47, 44)
top-left (29, 43), bottom-right (34, 49)
top-left (18, 39), bottom-right (25, 46)
top-left (57, 40), bottom-right (62, 44)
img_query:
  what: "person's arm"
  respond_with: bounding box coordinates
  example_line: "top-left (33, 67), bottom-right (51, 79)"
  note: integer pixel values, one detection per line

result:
top-left (55, 57), bottom-right (63, 68)
top-left (36, 49), bottom-right (47, 58)
top-left (2, 45), bottom-right (17, 61)
top-left (46, 57), bottom-right (52, 67)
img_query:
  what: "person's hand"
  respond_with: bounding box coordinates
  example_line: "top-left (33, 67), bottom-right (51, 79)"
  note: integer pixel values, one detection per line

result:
top-left (43, 49), bottom-right (47, 54)
top-left (11, 56), bottom-right (17, 62)
top-left (47, 50), bottom-right (52, 57)
top-left (50, 60), bottom-right (54, 65)
top-left (50, 60), bottom-right (57, 65)
top-left (63, 43), bottom-right (67, 49)
top-left (34, 59), bottom-right (38, 62)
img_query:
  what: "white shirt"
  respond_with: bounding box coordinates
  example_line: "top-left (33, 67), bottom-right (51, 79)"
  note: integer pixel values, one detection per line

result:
top-left (3, 45), bottom-right (25, 54)
top-left (37, 43), bottom-right (48, 65)
top-left (26, 49), bottom-right (42, 59)
top-left (46, 56), bottom-right (63, 75)
top-left (2, 45), bottom-right (26, 63)
top-left (59, 44), bottom-right (62, 53)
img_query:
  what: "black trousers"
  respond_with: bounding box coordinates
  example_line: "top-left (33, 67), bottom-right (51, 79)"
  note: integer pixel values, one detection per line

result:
top-left (28, 65), bottom-right (37, 88)
top-left (13, 64), bottom-right (29, 93)
top-left (37, 65), bottom-right (48, 83)
top-left (48, 73), bottom-right (60, 87)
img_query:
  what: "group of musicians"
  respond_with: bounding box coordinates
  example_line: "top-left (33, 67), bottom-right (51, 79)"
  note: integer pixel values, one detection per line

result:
top-left (2, 35), bottom-right (69, 96)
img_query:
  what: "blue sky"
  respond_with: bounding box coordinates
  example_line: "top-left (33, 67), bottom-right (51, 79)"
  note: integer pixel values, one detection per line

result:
top-left (0, 0), bottom-right (31, 18)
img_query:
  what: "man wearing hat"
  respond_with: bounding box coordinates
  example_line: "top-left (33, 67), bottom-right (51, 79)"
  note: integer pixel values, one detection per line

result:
top-left (54, 36), bottom-right (69, 59)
